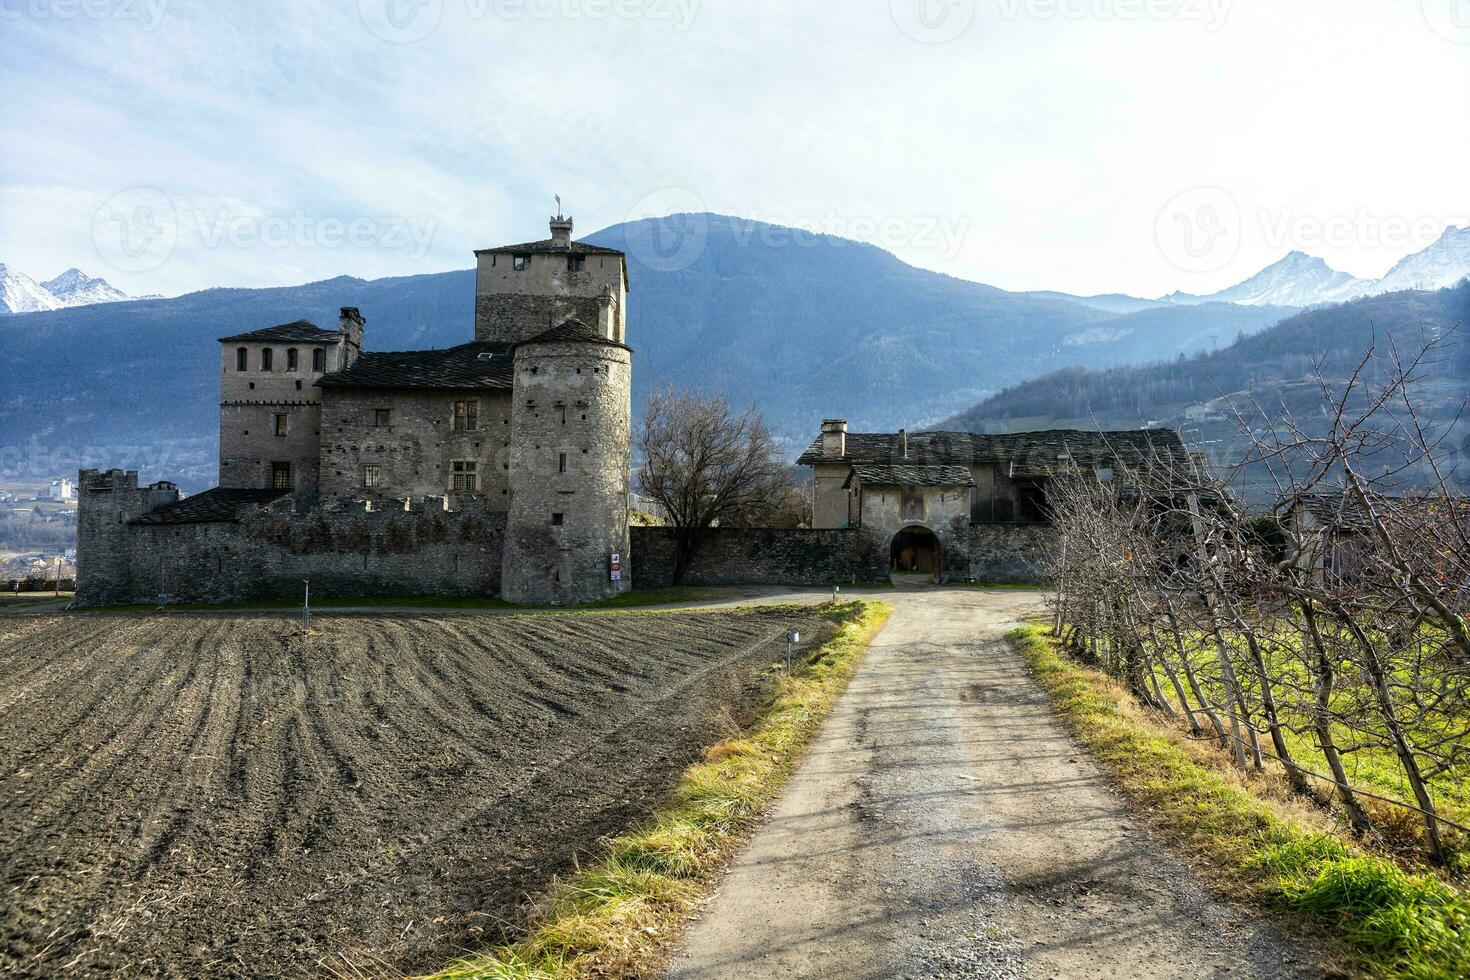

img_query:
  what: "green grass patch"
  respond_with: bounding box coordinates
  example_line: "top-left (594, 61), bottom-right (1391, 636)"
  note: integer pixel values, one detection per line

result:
top-left (1010, 624), bottom-right (1470, 979)
top-left (422, 599), bottom-right (891, 980)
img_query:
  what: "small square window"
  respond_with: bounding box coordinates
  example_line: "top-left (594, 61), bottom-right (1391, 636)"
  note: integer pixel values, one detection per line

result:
top-left (271, 461), bottom-right (292, 489)
top-left (551, 513), bottom-right (564, 526)
top-left (273, 414), bottom-right (289, 437)
top-left (451, 460), bottom-right (478, 492)
top-left (567, 255), bottom-right (585, 272)
top-left (513, 254), bottom-right (529, 271)
top-left (374, 409), bottom-right (392, 428)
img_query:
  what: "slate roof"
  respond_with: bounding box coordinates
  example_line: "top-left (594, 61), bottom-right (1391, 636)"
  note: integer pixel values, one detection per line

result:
top-left (218, 320), bottom-right (342, 344)
top-left (474, 238), bottom-right (624, 257)
top-left (131, 488), bottom-right (290, 526)
top-left (316, 341), bottom-right (516, 391)
top-left (798, 428), bottom-right (1189, 478)
top-left (521, 318), bottom-right (632, 351)
top-left (847, 464), bottom-right (976, 488)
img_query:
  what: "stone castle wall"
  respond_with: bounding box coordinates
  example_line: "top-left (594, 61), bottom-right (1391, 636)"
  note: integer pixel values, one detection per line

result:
top-left (76, 470), bottom-right (505, 606)
top-left (630, 527), bottom-right (890, 588)
top-left (967, 522), bottom-right (1057, 583)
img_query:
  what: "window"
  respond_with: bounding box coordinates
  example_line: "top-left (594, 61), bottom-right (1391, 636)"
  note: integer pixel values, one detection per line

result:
top-left (273, 413), bottom-right (289, 437)
top-left (374, 408), bottom-right (392, 428)
top-left (271, 461), bottom-right (292, 489)
top-left (285, 348), bottom-right (298, 372)
top-left (312, 348), bottom-right (325, 372)
top-left (513, 254), bottom-right (529, 271)
top-left (261, 348), bottom-right (274, 371)
top-left (453, 399), bottom-right (479, 432)
top-left (551, 512), bottom-right (564, 526)
top-left (363, 464), bottom-right (381, 488)
top-left (567, 254), bottom-right (585, 272)
top-left (900, 491), bottom-right (925, 522)
top-left (450, 460), bottom-right (478, 491)
top-left (236, 347), bottom-right (248, 371)
top-left (557, 451), bottom-right (567, 473)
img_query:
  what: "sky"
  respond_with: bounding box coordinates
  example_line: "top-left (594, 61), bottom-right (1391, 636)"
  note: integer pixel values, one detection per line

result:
top-left (2, 0), bottom-right (1468, 299)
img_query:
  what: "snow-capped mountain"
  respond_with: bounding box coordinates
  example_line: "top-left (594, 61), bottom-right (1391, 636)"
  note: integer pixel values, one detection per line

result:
top-left (43, 268), bottom-right (130, 307)
top-left (1374, 225), bottom-right (1470, 293)
top-left (0, 264), bottom-right (65, 314)
top-left (1163, 251), bottom-right (1371, 308)
top-left (1165, 226), bottom-right (1470, 309)
top-left (0, 264), bottom-right (144, 315)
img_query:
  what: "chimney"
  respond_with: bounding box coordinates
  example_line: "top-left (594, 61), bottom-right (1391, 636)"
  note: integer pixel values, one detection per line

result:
top-left (549, 212), bottom-right (573, 244)
top-left (899, 428), bottom-right (909, 459)
top-left (821, 419), bottom-right (847, 458)
top-left (339, 307), bottom-right (365, 368)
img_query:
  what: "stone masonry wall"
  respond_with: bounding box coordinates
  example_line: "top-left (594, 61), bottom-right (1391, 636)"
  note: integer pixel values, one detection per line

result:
top-left (77, 470), bottom-right (505, 605)
top-left (968, 522), bottom-right (1058, 583)
top-left (630, 527), bottom-right (889, 589)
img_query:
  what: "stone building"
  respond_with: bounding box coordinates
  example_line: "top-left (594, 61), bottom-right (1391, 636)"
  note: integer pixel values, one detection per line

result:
top-left (77, 212), bottom-right (633, 606)
top-left (798, 421), bottom-right (1190, 583)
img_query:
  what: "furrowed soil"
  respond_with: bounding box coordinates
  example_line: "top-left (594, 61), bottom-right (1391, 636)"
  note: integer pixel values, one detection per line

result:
top-left (0, 608), bottom-right (833, 978)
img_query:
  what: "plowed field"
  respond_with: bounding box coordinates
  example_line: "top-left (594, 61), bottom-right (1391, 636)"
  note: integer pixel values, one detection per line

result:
top-left (0, 608), bottom-right (832, 978)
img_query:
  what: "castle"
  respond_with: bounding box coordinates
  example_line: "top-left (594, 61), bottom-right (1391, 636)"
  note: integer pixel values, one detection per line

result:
top-left (77, 213), bottom-right (633, 606)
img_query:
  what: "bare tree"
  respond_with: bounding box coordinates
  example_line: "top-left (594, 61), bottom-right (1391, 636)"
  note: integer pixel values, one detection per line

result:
top-left (636, 387), bottom-right (792, 584)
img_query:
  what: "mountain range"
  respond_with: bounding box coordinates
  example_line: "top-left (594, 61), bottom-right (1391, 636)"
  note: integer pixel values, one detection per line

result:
top-left (3, 214), bottom-right (1466, 493)
top-left (0, 264), bottom-right (149, 314)
top-left (0, 214), bottom-right (1290, 489)
top-left (1160, 225), bottom-right (1470, 308)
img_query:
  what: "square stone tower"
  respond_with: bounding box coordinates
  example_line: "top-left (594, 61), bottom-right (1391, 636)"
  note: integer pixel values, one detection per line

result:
top-left (473, 212), bottom-right (628, 344)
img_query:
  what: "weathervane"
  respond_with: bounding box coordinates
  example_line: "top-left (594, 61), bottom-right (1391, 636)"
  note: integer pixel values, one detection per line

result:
top-left (555, 194), bottom-right (562, 219)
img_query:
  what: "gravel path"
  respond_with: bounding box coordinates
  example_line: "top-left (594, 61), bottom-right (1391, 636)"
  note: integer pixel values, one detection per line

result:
top-left (666, 588), bottom-right (1320, 979)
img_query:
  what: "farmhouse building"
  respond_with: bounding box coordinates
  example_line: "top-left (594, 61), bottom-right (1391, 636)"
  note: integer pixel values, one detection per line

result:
top-left (77, 212), bottom-right (633, 606)
top-left (798, 421), bottom-right (1190, 582)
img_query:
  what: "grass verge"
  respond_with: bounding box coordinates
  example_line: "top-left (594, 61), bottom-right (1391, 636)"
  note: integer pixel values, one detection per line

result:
top-left (423, 599), bottom-right (891, 980)
top-left (1008, 624), bottom-right (1470, 980)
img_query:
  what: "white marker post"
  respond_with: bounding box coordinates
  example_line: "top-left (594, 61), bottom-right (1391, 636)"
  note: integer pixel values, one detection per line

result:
top-left (786, 629), bottom-right (800, 674)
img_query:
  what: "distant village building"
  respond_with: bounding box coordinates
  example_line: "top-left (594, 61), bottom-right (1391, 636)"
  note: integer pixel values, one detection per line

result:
top-left (77, 212), bottom-right (633, 606)
top-left (44, 479), bottom-right (74, 501)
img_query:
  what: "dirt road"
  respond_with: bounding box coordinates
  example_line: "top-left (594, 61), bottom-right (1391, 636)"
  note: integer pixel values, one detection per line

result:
top-left (667, 588), bottom-right (1318, 979)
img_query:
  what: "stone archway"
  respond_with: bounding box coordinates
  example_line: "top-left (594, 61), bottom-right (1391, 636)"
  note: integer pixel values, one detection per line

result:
top-left (890, 525), bottom-right (940, 584)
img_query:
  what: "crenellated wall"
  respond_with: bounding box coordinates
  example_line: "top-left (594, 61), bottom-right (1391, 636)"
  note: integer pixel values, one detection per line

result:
top-left (76, 469), bottom-right (505, 606)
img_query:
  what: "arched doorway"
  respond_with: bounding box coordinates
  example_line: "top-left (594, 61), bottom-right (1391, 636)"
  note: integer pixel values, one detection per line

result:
top-left (890, 526), bottom-right (940, 584)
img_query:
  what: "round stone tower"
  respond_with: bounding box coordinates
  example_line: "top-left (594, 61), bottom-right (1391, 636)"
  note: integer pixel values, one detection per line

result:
top-left (501, 318), bottom-right (633, 605)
